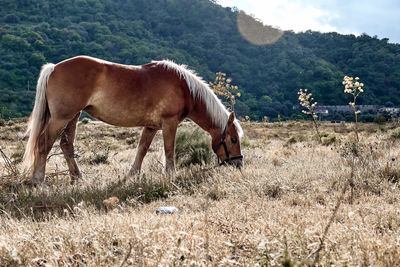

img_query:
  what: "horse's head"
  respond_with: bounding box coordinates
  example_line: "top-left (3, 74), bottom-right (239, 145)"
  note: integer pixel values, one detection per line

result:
top-left (212, 112), bottom-right (243, 168)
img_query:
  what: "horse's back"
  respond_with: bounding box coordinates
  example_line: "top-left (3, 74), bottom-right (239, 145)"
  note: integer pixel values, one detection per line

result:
top-left (45, 56), bottom-right (192, 127)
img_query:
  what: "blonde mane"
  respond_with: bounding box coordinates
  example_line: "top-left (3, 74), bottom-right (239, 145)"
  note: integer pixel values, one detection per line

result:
top-left (155, 60), bottom-right (243, 137)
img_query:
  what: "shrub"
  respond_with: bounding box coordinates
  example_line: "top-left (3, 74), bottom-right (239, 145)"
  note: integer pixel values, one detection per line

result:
top-left (379, 162), bottom-right (400, 183)
top-left (320, 132), bottom-right (329, 138)
top-left (322, 135), bottom-right (337, 146)
top-left (286, 135), bottom-right (306, 145)
top-left (87, 147), bottom-right (109, 165)
top-left (374, 115), bottom-right (386, 125)
top-left (125, 137), bottom-right (137, 145)
top-left (11, 143), bottom-right (25, 164)
top-left (286, 136), bottom-right (297, 145)
top-left (262, 183), bottom-right (281, 199)
top-left (297, 135), bottom-right (307, 142)
top-left (390, 127), bottom-right (400, 139)
top-left (240, 136), bottom-right (251, 148)
top-left (175, 128), bottom-right (212, 167)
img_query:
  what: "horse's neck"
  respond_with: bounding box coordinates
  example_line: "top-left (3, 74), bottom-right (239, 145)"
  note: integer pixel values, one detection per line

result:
top-left (188, 101), bottom-right (222, 138)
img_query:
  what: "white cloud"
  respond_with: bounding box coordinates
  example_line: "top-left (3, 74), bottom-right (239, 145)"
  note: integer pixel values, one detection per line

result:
top-left (217, 0), bottom-right (236, 7)
top-left (252, 0), bottom-right (339, 33)
top-left (218, 0), bottom-right (400, 43)
top-left (220, 0), bottom-right (339, 33)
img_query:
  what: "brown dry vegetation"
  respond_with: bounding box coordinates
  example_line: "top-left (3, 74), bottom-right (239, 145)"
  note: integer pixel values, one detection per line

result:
top-left (0, 119), bottom-right (400, 266)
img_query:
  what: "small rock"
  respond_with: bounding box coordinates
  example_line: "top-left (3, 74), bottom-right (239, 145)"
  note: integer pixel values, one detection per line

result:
top-left (156, 206), bottom-right (178, 214)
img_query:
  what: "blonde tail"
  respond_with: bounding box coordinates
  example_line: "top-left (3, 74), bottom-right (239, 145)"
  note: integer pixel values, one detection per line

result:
top-left (23, 63), bottom-right (55, 170)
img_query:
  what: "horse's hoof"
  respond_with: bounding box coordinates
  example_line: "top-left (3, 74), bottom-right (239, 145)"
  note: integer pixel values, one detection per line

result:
top-left (128, 169), bottom-right (140, 176)
top-left (31, 180), bottom-right (44, 187)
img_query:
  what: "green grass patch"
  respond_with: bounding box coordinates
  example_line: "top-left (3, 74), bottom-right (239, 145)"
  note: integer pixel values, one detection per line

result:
top-left (175, 128), bottom-right (213, 167)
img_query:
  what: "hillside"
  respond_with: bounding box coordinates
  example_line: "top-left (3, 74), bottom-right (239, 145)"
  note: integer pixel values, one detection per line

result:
top-left (1, 0), bottom-right (400, 120)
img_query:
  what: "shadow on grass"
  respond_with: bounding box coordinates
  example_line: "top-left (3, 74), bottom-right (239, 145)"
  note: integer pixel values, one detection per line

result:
top-left (0, 167), bottom-right (216, 220)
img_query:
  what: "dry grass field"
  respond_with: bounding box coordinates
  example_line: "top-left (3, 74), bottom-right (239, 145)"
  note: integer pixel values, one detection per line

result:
top-left (0, 119), bottom-right (400, 266)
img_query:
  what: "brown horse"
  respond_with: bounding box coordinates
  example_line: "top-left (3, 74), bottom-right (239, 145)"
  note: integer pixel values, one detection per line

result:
top-left (23, 56), bottom-right (243, 184)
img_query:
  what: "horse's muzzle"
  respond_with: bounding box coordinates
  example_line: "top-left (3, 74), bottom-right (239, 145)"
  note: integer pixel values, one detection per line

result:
top-left (222, 155), bottom-right (243, 168)
top-left (229, 158), bottom-right (243, 168)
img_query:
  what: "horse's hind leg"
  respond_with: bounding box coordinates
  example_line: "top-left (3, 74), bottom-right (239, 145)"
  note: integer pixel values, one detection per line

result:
top-left (128, 127), bottom-right (158, 175)
top-left (31, 118), bottom-right (70, 185)
top-left (60, 112), bottom-right (81, 184)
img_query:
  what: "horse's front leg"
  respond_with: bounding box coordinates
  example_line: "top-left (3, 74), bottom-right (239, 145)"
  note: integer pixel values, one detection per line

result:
top-left (161, 120), bottom-right (178, 173)
top-left (128, 127), bottom-right (158, 175)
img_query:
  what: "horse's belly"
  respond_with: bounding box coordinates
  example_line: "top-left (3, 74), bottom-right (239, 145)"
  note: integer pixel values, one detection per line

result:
top-left (84, 99), bottom-right (162, 128)
top-left (85, 83), bottom-right (185, 128)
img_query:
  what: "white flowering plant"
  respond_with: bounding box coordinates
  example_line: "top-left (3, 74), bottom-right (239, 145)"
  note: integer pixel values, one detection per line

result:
top-left (210, 72), bottom-right (240, 111)
top-left (343, 76), bottom-right (364, 142)
top-left (298, 88), bottom-right (321, 143)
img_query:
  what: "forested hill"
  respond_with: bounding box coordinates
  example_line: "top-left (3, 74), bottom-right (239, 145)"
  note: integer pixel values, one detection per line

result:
top-left (1, 0), bottom-right (400, 120)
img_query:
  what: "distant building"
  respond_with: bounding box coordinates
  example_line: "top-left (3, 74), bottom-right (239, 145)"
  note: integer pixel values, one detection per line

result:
top-left (314, 105), bottom-right (377, 115)
top-left (315, 108), bottom-right (329, 115)
top-left (378, 107), bottom-right (400, 115)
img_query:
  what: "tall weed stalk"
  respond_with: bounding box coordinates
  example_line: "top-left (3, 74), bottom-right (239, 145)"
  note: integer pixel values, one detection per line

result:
top-left (298, 89), bottom-right (322, 143)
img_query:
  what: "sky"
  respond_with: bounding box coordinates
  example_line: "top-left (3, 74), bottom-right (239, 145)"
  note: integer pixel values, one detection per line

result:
top-left (218, 0), bottom-right (400, 44)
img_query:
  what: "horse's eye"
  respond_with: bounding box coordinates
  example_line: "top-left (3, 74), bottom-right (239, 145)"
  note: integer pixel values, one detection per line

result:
top-left (231, 137), bottom-right (238, 144)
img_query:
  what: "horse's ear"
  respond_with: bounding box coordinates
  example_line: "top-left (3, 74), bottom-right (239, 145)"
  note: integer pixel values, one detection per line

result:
top-left (228, 112), bottom-right (235, 126)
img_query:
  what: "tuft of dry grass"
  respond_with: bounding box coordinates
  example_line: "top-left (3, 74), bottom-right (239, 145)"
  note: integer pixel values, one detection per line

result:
top-left (0, 120), bottom-right (399, 265)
